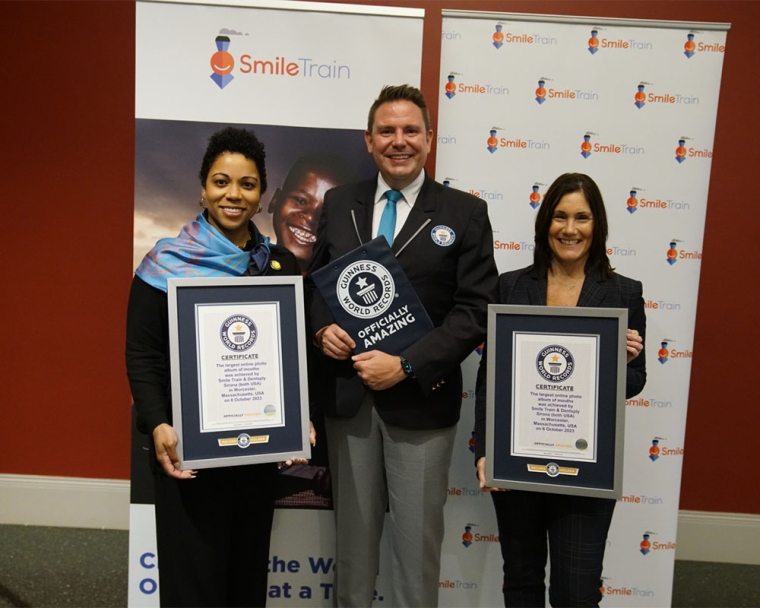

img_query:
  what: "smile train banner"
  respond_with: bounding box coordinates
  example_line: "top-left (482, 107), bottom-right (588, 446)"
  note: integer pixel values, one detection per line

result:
top-left (434, 11), bottom-right (728, 608)
top-left (130, 1), bottom-right (423, 605)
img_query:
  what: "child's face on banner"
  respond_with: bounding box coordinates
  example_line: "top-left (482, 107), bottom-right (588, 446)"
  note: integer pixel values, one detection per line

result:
top-left (271, 170), bottom-right (338, 269)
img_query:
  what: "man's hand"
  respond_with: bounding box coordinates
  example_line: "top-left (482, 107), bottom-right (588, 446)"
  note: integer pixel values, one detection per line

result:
top-left (152, 423), bottom-right (195, 479)
top-left (317, 324), bottom-right (355, 361)
top-left (352, 350), bottom-right (407, 391)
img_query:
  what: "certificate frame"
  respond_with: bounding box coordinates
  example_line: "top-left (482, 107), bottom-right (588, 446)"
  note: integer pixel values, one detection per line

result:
top-left (167, 276), bottom-right (310, 470)
top-left (485, 305), bottom-right (627, 499)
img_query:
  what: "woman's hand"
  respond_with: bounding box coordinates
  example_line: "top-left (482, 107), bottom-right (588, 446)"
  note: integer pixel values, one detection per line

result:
top-left (152, 423), bottom-right (195, 480)
top-left (476, 457), bottom-right (505, 492)
top-left (280, 421), bottom-right (317, 468)
top-left (626, 328), bottom-right (644, 363)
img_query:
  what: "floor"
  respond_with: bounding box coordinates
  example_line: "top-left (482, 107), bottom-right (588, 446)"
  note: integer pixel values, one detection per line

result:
top-left (0, 525), bottom-right (757, 607)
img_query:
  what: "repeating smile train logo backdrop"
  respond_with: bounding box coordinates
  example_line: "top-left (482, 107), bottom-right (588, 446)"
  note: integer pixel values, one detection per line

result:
top-left (210, 35), bottom-right (235, 89)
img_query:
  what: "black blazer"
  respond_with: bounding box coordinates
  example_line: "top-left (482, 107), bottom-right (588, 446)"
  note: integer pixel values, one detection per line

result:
top-left (308, 174), bottom-right (498, 430)
top-left (472, 265), bottom-right (647, 460)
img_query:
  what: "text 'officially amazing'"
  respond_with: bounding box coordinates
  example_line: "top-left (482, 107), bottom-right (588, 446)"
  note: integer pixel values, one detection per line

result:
top-left (357, 305), bottom-right (417, 349)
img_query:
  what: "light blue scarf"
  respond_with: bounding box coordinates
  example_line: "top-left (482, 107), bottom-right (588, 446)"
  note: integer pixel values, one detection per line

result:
top-left (135, 213), bottom-right (271, 292)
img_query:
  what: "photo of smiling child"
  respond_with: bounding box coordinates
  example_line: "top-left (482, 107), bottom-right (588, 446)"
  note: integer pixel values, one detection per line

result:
top-left (267, 154), bottom-right (357, 273)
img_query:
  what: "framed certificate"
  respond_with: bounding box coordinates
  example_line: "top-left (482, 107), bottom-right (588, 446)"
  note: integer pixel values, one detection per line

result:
top-left (167, 276), bottom-right (310, 469)
top-left (485, 305), bottom-right (627, 498)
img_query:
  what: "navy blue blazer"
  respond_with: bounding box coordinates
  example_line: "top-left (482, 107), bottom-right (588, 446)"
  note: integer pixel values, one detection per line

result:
top-left (307, 174), bottom-right (498, 430)
top-left (473, 265), bottom-right (647, 460)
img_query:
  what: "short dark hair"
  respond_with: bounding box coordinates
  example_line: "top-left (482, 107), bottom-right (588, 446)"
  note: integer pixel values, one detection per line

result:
top-left (199, 126), bottom-right (268, 193)
top-left (533, 172), bottom-right (613, 277)
top-left (367, 85), bottom-right (430, 132)
top-left (279, 153), bottom-right (357, 196)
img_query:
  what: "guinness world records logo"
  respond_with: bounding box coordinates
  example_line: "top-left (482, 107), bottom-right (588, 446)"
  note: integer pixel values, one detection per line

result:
top-left (336, 261), bottom-right (395, 319)
top-left (220, 315), bottom-right (257, 351)
top-left (536, 344), bottom-right (575, 382)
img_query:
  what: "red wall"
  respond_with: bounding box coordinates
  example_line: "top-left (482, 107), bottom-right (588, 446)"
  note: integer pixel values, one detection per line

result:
top-left (3, 1), bottom-right (756, 515)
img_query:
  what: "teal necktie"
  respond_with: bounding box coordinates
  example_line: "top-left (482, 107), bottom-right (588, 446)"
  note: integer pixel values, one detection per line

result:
top-left (378, 190), bottom-right (402, 246)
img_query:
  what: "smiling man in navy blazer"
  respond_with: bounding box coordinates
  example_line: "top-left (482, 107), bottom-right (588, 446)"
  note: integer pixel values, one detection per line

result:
top-left (308, 84), bottom-right (498, 607)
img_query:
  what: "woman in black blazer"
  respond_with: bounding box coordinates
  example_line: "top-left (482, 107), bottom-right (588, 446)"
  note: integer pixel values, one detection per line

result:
top-left (473, 173), bottom-right (646, 607)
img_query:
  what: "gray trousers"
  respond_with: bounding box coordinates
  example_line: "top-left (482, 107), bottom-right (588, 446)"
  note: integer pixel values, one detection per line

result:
top-left (325, 392), bottom-right (457, 607)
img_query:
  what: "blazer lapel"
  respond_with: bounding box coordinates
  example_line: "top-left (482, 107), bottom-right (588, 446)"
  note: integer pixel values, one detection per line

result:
top-left (577, 271), bottom-right (609, 307)
top-left (392, 175), bottom-right (437, 255)
top-left (351, 179), bottom-right (376, 246)
top-left (527, 272), bottom-right (547, 305)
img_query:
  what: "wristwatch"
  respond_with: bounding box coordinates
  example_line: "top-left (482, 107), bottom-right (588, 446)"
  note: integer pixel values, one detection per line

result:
top-left (399, 355), bottom-right (415, 378)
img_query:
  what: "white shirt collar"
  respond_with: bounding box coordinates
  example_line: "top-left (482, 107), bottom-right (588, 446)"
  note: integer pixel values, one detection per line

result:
top-left (373, 170), bottom-right (426, 208)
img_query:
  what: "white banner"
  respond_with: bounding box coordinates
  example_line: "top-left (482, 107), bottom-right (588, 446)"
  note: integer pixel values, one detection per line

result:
top-left (436, 11), bottom-right (728, 607)
top-left (130, 1), bottom-right (423, 606)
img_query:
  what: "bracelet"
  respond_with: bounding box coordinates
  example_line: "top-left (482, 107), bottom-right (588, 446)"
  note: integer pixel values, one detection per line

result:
top-left (399, 355), bottom-right (415, 378)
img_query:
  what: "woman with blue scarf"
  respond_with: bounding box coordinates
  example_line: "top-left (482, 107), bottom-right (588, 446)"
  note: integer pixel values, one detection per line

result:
top-left (126, 127), bottom-right (306, 607)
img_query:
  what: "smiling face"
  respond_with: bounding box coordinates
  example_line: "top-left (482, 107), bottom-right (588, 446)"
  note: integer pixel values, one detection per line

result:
top-left (210, 50), bottom-right (234, 75)
top-left (548, 191), bottom-right (594, 269)
top-left (269, 170), bottom-right (337, 269)
top-left (364, 100), bottom-right (433, 190)
top-left (201, 152), bottom-right (261, 246)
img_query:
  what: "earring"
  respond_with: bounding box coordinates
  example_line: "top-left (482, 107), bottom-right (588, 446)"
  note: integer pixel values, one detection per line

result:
top-left (199, 196), bottom-right (206, 208)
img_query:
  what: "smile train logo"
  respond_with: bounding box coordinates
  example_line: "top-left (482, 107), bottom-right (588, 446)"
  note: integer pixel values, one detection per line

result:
top-left (684, 32), bottom-right (696, 58)
top-left (675, 138), bottom-right (688, 163)
top-left (462, 525), bottom-right (474, 547)
top-left (658, 341), bottom-right (670, 364)
top-left (445, 74), bottom-right (456, 99)
top-left (627, 188), bottom-right (639, 214)
top-left (581, 132), bottom-right (593, 158)
top-left (535, 78), bottom-right (547, 104)
top-left (493, 24), bottom-right (504, 49)
top-left (530, 182), bottom-right (543, 209)
top-left (635, 82), bottom-right (649, 109)
top-left (588, 28), bottom-right (600, 54)
top-left (648, 439), bottom-right (663, 462)
top-left (667, 241), bottom-right (678, 265)
top-left (210, 35), bottom-right (235, 89)
top-left (487, 129), bottom-right (498, 154)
